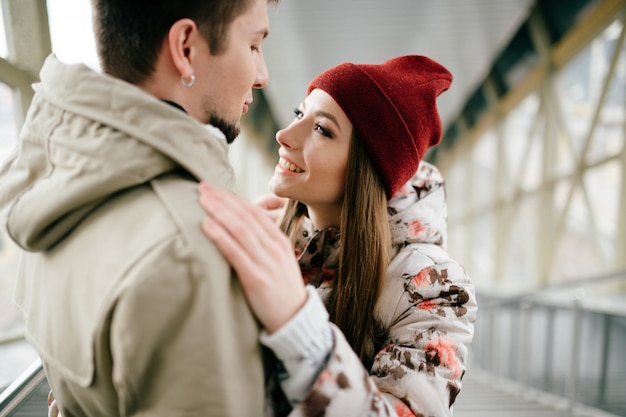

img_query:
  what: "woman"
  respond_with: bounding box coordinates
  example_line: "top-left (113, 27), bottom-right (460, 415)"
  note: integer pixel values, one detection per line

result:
top-left (199, 55), bottom-right (477, 416)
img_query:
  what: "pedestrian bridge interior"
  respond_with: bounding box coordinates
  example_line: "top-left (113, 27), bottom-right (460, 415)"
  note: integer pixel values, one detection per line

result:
top-left (0, 0), bottom-right (625, 416)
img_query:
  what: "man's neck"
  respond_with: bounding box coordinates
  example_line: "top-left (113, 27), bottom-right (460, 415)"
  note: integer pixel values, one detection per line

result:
top-left (160, 99), bottom-right (187, 113)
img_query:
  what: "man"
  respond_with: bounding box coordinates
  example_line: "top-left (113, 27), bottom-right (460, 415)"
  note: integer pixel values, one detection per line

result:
top-left (0, 0), bottom-right (278, 415)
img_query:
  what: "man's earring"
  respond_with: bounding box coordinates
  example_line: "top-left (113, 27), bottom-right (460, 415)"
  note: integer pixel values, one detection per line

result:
top-left (181, 73), bottom-right (196, 88)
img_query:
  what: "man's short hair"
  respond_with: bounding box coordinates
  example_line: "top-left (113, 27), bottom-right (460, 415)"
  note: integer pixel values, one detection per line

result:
top-left (92, 0), bottom-right (275, 85)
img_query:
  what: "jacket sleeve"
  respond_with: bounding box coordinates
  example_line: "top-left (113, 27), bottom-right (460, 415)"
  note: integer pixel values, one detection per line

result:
top-left (288, 253), bottom-right (476, 417)
top-left (287, 324), bottom-right (398, 417)
top-left (371, 252), bottom-right (477, 417)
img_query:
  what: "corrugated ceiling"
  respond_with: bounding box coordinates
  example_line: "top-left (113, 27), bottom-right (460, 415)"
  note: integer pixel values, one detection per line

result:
top-left (261, 0), bottom-right (534, 130)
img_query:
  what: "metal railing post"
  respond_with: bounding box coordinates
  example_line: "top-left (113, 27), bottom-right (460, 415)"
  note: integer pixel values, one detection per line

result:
top-left (598, 314), bottom-right (612, 407)
top-left (566, 288), bottom-right (585, 415)
top-left (518, 300), bottom-right (532, 390)
top-left (543, 306), bottom-right (555, 392)
top-left (490, 304), bottom-right (499, 376)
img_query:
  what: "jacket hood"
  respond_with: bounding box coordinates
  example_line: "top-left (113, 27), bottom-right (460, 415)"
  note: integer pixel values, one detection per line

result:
top-left (388, 161), bottom-right (448, 249)
top-left (0, 55), bottom-right (234, 252)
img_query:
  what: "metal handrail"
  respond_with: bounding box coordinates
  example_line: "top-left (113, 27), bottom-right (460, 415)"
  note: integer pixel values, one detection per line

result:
top-left (471, 267), bottom-right (626, 416)
top-left (476, 267), bottom-right (626, 309)
top-left (0, 358), bottom-right (45, 417)
top-left (0, 330), bottom-right (25, 348)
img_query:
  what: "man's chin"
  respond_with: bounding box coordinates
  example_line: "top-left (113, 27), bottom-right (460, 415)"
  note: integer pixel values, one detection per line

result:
top-left (208, 116), bottom-right (240, 144)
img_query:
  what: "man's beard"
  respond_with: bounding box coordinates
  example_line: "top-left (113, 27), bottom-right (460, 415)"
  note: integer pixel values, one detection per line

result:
top-left (208, 114), bottom-right (240, 144)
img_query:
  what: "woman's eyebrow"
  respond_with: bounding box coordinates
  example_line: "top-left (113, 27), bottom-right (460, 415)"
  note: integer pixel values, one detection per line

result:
top-left (315, 111), bottom-right (342, 133)
top-left (301, 101), bottom-right (343, 132)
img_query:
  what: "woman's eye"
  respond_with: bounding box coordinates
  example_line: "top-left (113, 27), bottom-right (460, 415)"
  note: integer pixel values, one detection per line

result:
top-left (291, 108), bottom-right (330, 137)
top-left (315, 124), bottom-right (331, 137)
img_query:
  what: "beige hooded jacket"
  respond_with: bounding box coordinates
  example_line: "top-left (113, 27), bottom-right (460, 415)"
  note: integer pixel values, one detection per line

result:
top-left (0, 55), bottom-right (264, 417)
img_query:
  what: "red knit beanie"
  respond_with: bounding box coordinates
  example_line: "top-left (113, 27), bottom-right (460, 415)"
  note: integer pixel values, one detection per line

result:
top-left (307, 55), bottom-right (452, 199)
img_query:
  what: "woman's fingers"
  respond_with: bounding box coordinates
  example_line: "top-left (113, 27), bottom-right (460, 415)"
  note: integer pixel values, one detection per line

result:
top-left (253, 194), bottom-right (287, 223)
top-left (198, 183), bottom-right (307, 332)
top-left (199, 184), bottom-right (278, 257)
top-left (253, 194), bottom-right (286, 211)
top-left (201, 216), bottom-right (256, 279)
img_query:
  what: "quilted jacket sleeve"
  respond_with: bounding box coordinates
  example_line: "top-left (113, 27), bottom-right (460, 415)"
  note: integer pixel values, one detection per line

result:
top-left (371, 256), bottom-right (476, 417)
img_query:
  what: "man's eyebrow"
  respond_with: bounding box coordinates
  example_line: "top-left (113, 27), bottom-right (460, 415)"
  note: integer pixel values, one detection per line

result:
top-left (255, 29), bottom-right (269, 39)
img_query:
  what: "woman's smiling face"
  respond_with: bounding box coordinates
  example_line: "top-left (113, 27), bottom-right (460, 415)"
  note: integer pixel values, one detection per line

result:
top-left (269, 88), bottom-right (353, 228)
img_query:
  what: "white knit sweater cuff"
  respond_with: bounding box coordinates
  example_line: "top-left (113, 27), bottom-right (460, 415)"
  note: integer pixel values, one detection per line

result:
top-left (260, 285), bottom-right (332, 361)
top-left (259, 285), bottom-right (333, 404)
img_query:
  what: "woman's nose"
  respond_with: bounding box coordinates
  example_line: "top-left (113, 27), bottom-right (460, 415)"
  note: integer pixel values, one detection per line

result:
top-left (275, 123), bottom-right (300, 149)
top-left (275, 128), bottom-right (289, 147)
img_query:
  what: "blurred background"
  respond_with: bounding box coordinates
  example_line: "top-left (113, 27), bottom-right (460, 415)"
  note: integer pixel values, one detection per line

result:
top-left (0, 0), bottom-right (625, 415)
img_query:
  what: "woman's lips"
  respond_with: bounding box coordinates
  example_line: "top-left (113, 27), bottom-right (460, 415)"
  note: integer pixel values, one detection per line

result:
top-left (278, 157), bottom-right (304, 173)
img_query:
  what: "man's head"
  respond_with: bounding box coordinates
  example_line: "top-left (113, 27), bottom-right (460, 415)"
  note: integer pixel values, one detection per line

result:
top-left (92, 0), bottom-right (279, 142)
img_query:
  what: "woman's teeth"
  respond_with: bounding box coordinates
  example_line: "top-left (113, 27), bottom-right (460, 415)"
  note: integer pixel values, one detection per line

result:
top-left (279, 157), bottom-right (303, 173)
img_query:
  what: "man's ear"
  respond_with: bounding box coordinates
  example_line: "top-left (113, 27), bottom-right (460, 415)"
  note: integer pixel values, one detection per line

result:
top-left (168, 18), bottom-right (199, 80)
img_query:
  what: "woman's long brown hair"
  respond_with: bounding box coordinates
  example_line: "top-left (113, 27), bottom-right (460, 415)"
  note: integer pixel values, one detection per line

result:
top-left (279, 132), bottom-right (390, 368)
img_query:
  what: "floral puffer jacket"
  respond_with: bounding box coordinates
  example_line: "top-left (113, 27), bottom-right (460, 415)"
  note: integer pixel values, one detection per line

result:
top-left (279, 161), bottom-right (477, 417)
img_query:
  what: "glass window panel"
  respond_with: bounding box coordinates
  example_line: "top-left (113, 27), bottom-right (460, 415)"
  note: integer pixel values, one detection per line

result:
top-left (0, 82), bottom-right (25, 390)
top-left (446, 158), bottom-right (474, 282)
top-left (0, 210), bottom-right (28, 391)
top-left (0, 341), bottom-right (38, 391)
top-left (554, 161), bottom-right (622, 266)
top-left (515, 123), bottom-right (545, 191)
top-left (447, 221), bottom-right (469, 278)
top-left (551, 179), bottom-right (605, 280)
top-left (446, 158), bottom-right (467, 221)
top-left (553, 124), bottom-right (577, 178)
top-left (555, 38), bottom-right (597, 169)
top-left (469, 213), bottom-right (494, 284)
top-left (503, 195), bottom-right (539, 290)
top-left (555, 21), bottom-right (625, 172)
top-left (503, 94), bottom-right (539, 181)
top-left (444, 159), bottom-right (471, 272)
top-left (0, 241), bottom-right (20, 337)
top-left (0, 82), bottom-right (17, 159)
top-left (0, 5), bottom-right (7, 59)
top-left (46, 0), bottom-right (99, 69)
top-left (587, 111), bottom-right (624, 164)
top-left (583, 161), bottom-right (620, 261)
top-left (503, 97), bottom-right (544, 192)
top-left (553, 174), bottom-right (573, 219)
top-left (519, 122), bottom-right (543, 192)
top-left (472, 129), bottom-right (497, 209)
top-left (0, 82), bottom-right (19, 323)
top-left (586, 23), bottom-right (625, 164)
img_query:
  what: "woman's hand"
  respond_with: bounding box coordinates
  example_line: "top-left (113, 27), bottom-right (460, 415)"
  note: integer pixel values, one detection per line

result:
top-left (48, 390), bottom-right (60, 417)
top-left (252, 194), bottom-right (287, 223)
top-left (199, 182), bottom-right (307, 334)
